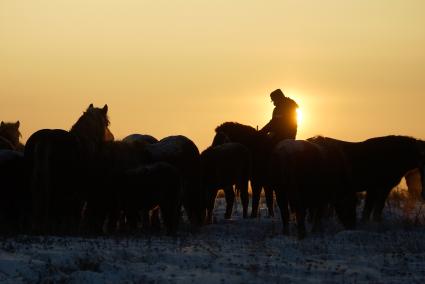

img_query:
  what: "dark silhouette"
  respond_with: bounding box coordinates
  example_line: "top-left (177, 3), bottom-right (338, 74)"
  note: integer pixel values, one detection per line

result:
top-left (122, 133), bottom-right (162, 229)
top-left (270, 139), bottom-right (356, 239)
top-left (308, 135), bottom-right (425, 223)
top-left (123, 133), bottom-right (159, 145)
top-left (141, 135), bottom-right (205, 228)
top-left (260, 89), bottom-right (298, 144)
top-left (0, 149), bottom-right (29, 233)
top-left (24, 104), bottom-right (113, 234)
top-left (213, 122), bottom-right (274, 218)
top-left (201, 142), bottom-right (251, 222)
top-left (83, 139), bottom-right (145, 234)
top-left (119, 162), bottom-right (182, 235)
top-left (0, 121), bottom-right (24, 151)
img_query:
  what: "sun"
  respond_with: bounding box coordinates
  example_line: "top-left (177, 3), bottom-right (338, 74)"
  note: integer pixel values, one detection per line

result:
top-left (296, 108), bottom-right (303, 125)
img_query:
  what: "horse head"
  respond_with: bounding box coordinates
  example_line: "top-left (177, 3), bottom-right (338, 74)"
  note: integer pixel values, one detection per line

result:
top-left (70, 104), bottom-right (114, 147)
top-left (211, 131), bottom-right (231, 146)
top-left (0, 121), bottom-right (21, 149)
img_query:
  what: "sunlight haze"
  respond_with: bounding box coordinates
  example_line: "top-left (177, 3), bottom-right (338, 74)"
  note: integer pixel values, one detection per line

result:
top-left (1, 0), bottom-right (424, 150)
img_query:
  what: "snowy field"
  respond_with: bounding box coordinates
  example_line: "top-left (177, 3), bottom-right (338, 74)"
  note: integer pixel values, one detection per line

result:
top-left (1, 190), bottom-right (425, 284)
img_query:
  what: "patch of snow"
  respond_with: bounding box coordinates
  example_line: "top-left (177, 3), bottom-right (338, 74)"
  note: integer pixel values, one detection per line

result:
top-left (1, 196), bottom-right (425, 283)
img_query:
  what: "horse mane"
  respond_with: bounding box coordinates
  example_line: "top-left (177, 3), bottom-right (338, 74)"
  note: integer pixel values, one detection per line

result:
top-left (215, 122), bottom-right (257, 136)
top-left (70, 104), bottom-right (111, 148)
top-left (214, 122), bottom-right (258, 146)
top-left (0, 121), bottom-right (22, 150)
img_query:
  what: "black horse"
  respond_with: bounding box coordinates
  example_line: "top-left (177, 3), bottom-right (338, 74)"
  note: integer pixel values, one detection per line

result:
top-left (24, 104), bottom-right (114, 234)
top-left (213, 122), bottom-right (274, 218)
top-left (140, 135), bottom-right (205, 228)
top-left (308, 135), bottom-right (425, 222)
top-left (116, 162), bottom-right (182, 235)
top-left (201, 142), bottom-right (251, 223)
top-left (0, 150), bottom-right (28, 233)
top-left (270, 139), bottom-right (356, 239)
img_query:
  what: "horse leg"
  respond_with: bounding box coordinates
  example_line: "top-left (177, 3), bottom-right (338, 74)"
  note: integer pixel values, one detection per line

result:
top-left (140, 209), bottom-right (151, 233)
top-left (264, 185), bottom-right (275, 217)
top-left (224, 186), bottom-right (235, 219)
top-left (206, 189), bottom-right (218, 224)
top-left (295, 206), bottom-right (307, 240)
top-left (311, 205), bottom-right (324, 233)
top-left (150, 207), bottom-right (161, 231)
top-left (372, 187), bottom-right (392, 222)
top-left (275, 189), bottom-right (290, 235)
top-left (160, 202), bottom-right (180, 236)
top-left (237, 181), bottom-right (249, 218)
top-left (362, 190), bottom-right (377, 222)
top-left (125, 209), bottom-right (139, 234)
top-left (250, 182), bottom-right (262, 218)
top-left (334, 191), bottom-right (357, 230)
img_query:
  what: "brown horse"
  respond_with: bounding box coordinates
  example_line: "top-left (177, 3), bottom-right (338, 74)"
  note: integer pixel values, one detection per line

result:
top-left (0, 121), bottom-right (24, 151)
top-left (25, 104), bottom-right (114, 234)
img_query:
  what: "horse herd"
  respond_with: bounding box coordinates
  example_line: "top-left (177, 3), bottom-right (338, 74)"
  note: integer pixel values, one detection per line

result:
top-left (1, 104), bottom-right (425, 239)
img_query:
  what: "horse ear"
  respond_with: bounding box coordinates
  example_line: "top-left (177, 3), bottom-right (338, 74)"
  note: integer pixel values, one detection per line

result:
top-left (15, 121), bottom-right (20, 128)
top-left (102, 104), bottom-right (108, 114)
top-left (88, 103), bottom-right (94, 110)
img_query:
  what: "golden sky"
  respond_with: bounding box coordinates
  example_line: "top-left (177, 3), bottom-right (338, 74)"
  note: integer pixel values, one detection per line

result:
top-left (1, 0), bottom-right (424, 150)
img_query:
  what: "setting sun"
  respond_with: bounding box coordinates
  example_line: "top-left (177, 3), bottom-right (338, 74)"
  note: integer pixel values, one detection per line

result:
top-left (296, 108), bottom-right (303, 125)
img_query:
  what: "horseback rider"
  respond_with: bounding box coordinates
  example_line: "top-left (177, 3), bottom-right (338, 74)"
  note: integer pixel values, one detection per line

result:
top-left (260, 89), bottom-right (298, 143)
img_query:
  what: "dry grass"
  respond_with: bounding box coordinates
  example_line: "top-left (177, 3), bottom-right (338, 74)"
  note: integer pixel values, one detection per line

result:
top-left (386, 185), bottom-right (425, 226)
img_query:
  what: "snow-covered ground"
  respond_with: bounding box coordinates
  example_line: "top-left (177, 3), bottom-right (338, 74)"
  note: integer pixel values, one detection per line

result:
top-left (1, 191), bottom-right (425, 284)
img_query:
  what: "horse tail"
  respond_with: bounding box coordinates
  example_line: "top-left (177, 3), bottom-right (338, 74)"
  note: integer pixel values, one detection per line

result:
top-left (28, 140), bottom-right (51, 233)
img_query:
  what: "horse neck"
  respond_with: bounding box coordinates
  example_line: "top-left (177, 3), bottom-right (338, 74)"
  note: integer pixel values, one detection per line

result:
top-left (70, 122), bottom-right (105, 157)
top-left (0, 136), bottom-right (14, 150)
top-left (0, 129), bottom-right (18, 148)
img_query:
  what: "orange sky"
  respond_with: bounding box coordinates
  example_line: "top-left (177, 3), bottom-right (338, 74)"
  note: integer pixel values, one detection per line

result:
top-left (1, 0), bottom-right (424, 151)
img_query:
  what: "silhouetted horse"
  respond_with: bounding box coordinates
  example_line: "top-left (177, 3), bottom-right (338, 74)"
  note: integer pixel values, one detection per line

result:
top-left (141, 135), bottom-right (205, 228)
top-left (82, 139), bottom-right (149, 233)
top-left (213, 122), bottom-right (274, 218)
top-left (25, 104), bottom-right (114, 234)
top-left (122, 133), bottom-right (162, 228)
top-left (0, 150), bottom-right (29, 233)
top-left (201, 143), bottom-right (251, 223)
top-left (269, 139), bottom-right (356, 239)
top-left (113, 162), bottom-right (182, 235)
top-left (308, 135), bottom-right (425, 222)
top-left (0, 121), bottom-right (24, 151)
